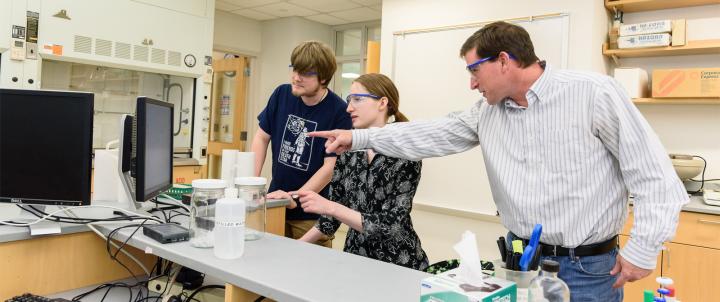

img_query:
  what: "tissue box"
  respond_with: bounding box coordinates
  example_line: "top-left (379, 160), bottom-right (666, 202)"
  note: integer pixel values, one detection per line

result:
top-left (652, 68), bottom-right (720, 98)
top-left (614, 68), bottom-right (649, 98)
top-left (420, 269), bottom-right (517, 302)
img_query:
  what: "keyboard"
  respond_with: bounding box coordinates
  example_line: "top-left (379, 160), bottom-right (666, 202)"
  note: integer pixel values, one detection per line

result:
top-left (5, 293), bottom-right (71, 302)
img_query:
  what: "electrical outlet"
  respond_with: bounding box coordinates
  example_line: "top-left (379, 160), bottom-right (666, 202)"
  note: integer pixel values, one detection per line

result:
top-left (148, 277), bottom-right (225, 302)
top-left (148, 276), bottom-right (184, 297)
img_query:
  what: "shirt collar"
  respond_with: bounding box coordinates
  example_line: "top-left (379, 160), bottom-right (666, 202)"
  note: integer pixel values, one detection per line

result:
top-left (502, 61), bottom-right (552, 110)
top-left (527, 61), bottom-right (552, 104)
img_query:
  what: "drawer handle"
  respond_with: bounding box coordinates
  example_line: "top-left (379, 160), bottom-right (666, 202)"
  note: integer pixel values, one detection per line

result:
top-left (698, 219), bottom-right (720, 225)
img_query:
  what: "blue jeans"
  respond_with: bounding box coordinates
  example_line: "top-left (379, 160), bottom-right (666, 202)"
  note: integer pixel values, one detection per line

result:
top-left (507, 232), bottom-right (623, 302)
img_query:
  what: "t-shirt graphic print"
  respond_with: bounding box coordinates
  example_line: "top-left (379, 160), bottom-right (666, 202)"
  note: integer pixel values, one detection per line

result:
top-left (279, 114), bottom-right (317, 171)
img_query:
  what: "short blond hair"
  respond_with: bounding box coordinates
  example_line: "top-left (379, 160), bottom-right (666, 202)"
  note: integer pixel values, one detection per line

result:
top-left (290, 41), bottom-right (337, 87)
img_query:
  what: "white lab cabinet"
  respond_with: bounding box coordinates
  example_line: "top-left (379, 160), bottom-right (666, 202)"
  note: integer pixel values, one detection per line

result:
top-left (0, 0), bottom-right (12, 51)
top-left (37, 0), bottom-right (213, 77)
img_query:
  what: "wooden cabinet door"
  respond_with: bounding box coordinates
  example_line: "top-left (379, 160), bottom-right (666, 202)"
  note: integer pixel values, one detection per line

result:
top-left (662, 242), bottom-right (720, 302)
top-left (619, 235), bottom-right (662, 302)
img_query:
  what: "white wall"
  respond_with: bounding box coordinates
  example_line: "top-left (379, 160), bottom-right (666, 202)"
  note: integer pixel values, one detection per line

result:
top-left (213, 10), bottom-right (262, 56)
top-left (380, 0), bottom-right (609, 74)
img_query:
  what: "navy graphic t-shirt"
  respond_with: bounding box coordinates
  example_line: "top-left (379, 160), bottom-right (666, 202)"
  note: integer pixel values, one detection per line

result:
top-left (258, 84), bottom-right (352, 220)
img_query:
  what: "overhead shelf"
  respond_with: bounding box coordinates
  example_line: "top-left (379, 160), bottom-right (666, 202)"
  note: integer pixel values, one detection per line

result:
top-left (605, 0), bottom-right (720, 13)
top-left (602, 39), bottom-right (720, 58)
top-left (633, 98), bottom-right (720, 105)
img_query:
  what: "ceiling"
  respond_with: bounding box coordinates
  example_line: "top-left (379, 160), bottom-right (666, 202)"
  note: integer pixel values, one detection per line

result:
top-left (215, 0), bottom-right (382, 25)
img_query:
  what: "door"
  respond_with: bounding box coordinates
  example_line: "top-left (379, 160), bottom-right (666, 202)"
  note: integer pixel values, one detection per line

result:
top-left (206, 56), bottom-right (248, 179)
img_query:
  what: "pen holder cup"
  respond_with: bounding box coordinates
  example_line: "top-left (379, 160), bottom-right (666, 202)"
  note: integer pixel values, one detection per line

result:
top-left (492, 259), bottom-right (539, 288)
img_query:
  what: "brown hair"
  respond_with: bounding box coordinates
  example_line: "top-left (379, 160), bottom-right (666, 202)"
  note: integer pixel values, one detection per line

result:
top-left (290, 41), bottom-right (337, 87)
top-left (353, 73), bottom-right (408, 122)
top-left (459, 21), bottom-right (539, 68)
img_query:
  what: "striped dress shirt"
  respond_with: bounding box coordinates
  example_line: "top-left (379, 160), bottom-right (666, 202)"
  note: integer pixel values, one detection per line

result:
top-left (351, 64), bottom-right (688, 269)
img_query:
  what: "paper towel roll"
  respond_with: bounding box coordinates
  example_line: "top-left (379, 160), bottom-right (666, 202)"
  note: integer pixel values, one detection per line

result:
top-left (236, 152), bottom-right (255, 178)
top-left (93, 149), bottom-right (121, 202)
top-left (221, 149), bottom-right (239, 188)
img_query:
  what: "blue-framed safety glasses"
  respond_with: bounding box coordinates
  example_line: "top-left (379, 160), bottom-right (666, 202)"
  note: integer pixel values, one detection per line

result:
top-left (288, 64), bottom-right (318, 77)
top-left (466, 53), bottom-right (517, 74)
top-left (346, 93), bottom-right (380, 105)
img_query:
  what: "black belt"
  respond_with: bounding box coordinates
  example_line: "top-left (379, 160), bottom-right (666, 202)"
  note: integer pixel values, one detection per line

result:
top-left (513, 234), bottom-right (618, 257)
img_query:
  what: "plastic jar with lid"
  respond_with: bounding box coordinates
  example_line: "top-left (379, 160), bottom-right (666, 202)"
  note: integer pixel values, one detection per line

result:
top-left (189, 179), bottom-right (226, 248)
top-left (235, 177), bottom-right (267, 240)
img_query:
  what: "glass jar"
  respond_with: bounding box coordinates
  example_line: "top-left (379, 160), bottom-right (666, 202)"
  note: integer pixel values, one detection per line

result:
top-left (189, 179), bottom-right (226, 248)
top-left (235, 177), bottom-right (267, 240)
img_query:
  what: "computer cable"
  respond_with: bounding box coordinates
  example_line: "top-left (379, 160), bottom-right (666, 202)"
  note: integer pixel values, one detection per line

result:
top-left (70, 281), bottom-right (134, 302)
top-left (0, 205), bottom-right (164, 226)
top-left (158, 194), bottom-right (191, 212)
top-left (106, 220), bottom-right (152, 283)
top-left (18, 205), bottom-right (153, 224)
top-left (688, 155), bottom-right (707, 195)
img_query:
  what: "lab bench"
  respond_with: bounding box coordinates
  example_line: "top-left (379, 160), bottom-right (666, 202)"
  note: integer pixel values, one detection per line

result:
top-left (0, 199), bottom-right (288, 301)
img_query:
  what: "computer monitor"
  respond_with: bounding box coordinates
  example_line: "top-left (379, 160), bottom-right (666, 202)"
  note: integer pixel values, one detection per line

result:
top-left (0, 89), bottom-right (94, 206)
top-left (118, 97), bottom-right (173, 207)
top-left (136, 97), bottom-right (174, 201)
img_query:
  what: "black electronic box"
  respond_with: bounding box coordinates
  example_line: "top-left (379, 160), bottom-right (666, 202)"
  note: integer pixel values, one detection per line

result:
top-left (143, 223), bottom-right (190, 244)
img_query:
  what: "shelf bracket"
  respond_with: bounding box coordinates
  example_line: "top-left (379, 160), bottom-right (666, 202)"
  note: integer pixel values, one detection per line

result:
top-left (611, 54), bottom-right (619, 65)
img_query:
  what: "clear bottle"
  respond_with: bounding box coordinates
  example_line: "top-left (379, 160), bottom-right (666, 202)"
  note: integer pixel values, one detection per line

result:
top-left (189, 179), bottom-right (226, 248)
top-left (528, 260), bottom-right (570, 302)
top-left (214, 187), bottom-right (246, 259)
top-left (235, 177), bottom-right (267, 240)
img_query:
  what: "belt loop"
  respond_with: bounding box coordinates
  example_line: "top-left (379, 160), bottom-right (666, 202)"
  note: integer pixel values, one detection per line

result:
top-left (552, 245), bottom-right (557, 256)
top-left (569, 248), bottom-right (577, 262)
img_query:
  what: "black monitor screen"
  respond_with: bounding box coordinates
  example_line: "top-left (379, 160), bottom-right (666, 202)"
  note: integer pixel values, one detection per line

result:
top-left (136, 97), bottom-right (173, 202)
top-left (0, 89), bottom-right (93, 206)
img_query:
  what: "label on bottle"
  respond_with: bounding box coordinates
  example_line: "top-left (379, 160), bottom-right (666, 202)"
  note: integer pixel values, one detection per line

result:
top-left (215, 221), bottom-right (244, 227)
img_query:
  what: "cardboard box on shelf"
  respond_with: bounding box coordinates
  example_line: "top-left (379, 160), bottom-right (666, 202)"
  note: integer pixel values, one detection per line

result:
top-left (618, 33), bottom-right (671, 49)
top-left (620, 20), bottom-right (672, 36)
top-left (652, 68), bottom-right (720, 98)
top-left (614, 68), bottom-right (649, 98)
top-left (671, 19), bottom-right (686, 46)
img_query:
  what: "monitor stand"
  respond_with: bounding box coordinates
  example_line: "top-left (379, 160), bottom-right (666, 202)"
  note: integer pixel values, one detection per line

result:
top-left (118, 114), bottom-right (144, 212)
top-left (12, 205), bottom-right (62, 235)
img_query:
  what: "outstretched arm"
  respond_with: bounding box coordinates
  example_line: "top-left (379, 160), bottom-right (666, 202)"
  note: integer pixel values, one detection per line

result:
top-left (310, 101), bottom-right (483, 161)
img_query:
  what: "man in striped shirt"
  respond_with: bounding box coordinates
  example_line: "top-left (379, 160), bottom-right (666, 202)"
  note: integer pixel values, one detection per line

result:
top-left (311, 21), bottom-right (688, 301)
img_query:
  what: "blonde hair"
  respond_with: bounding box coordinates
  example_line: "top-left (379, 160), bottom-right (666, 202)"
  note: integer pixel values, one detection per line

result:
top-left (353, 73), bottom-right (408, 122)
top-left (290, 41), bottom-right (337, 87)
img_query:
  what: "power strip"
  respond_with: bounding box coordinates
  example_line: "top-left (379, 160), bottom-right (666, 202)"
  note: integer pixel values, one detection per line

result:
top-left (148, 276), bottom-right (224, 302)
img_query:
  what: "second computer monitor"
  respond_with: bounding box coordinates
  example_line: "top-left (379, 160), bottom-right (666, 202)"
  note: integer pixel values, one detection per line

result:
top-left (135, 97), bottom-right (174, 202)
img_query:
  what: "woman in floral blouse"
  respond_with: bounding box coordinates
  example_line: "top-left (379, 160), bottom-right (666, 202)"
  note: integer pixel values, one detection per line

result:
top-left (294, 73), bottom-right (429, 271)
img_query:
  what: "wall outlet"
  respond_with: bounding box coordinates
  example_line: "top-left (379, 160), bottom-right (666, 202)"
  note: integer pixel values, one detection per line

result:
top-left (148, 277), bottom-right (225, 302)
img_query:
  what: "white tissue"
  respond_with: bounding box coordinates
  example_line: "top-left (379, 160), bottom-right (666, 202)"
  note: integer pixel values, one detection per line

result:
top-left (452, 230), bottom-right (486, 283)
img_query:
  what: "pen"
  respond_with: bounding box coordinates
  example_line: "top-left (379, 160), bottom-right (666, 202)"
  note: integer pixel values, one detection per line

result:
top-left (512, 253), bottom-right (521, 271)
top-left (530, 243), bottom-right (542, 270)
top-left (497, 237), bottom-right (507, 262)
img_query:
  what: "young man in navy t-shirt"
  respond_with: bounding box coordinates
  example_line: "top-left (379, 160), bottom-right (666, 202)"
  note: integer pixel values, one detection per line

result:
top-left (250, 41), bottom-right (352, 247)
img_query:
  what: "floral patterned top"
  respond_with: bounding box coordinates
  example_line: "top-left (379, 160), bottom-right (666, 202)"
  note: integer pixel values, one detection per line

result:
top-left (315, 150), bottom-right (429, 271)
